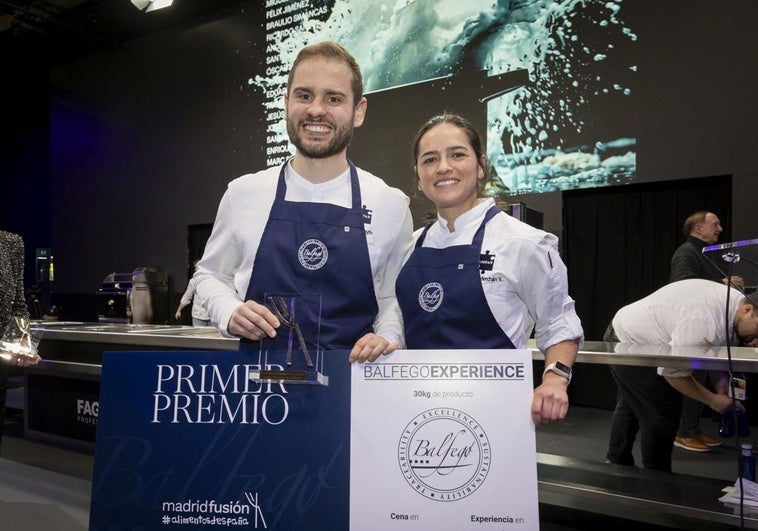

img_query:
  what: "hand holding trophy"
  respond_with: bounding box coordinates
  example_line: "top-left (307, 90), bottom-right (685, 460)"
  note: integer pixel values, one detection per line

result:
top-left (253, 293), bottom-right (327, 385)
top-left (0, 316), bottom-right (42, 367)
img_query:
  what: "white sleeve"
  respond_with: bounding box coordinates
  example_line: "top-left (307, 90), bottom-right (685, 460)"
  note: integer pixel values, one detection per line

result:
top-left (669, 317), bottom-right (718, 348)
top-left (372, 200), bottom-right (414, 347)
top-left (194, 189), bottom-right (246, 334)
top-left (658, 367), bottom-right (693, 377)
top-left (659, 317), bottom-right (717, 377)
top-left (520, 235), bottom-right (584, 352)
top-left (178, 277), bottom-right (196, 307)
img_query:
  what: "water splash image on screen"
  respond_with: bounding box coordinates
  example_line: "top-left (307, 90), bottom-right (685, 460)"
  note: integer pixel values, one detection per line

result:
top-left (255, 0), bottom-right (636, 195)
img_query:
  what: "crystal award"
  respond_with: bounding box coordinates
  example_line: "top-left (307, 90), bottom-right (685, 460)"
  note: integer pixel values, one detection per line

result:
top-left (0, 316), bottom-right (42, 365)
top-left (252, 293), bottom-right (327, 385)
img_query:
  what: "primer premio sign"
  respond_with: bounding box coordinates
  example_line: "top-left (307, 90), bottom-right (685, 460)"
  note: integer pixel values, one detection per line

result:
top-left (89, 349), bottom-right (352, 530)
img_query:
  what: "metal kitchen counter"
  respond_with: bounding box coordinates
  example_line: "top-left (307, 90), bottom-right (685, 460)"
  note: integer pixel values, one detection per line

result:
top-left (29, 322), bottom-right (758, 369)
top-left (560, 340), bottom-right (758, 372)
top-left (31, 321), bottom-right (238, 353)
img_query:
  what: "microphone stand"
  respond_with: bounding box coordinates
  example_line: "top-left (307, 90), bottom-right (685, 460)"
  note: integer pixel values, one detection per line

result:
top-left (722, 252), bottom-right (746, 526)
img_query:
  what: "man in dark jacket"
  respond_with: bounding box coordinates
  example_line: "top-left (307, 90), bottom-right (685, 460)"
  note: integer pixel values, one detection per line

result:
top-left (670, 211), bottom-right (744, 289)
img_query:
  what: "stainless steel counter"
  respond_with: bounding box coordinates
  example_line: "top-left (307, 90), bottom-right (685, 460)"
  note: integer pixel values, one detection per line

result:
top-left (564, 340), bottom-right (758, 372)
top-left (30, 321), bottom-right (238, 351)
top-left (29, 322), bottom-right (758, 370)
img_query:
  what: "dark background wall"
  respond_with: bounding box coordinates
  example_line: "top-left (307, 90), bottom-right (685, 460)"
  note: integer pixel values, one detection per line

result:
top-left (1, 0), bottom-right (757, 323)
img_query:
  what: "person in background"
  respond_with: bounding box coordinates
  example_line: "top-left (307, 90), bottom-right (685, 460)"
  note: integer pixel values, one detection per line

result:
top-left (195, 42), bottom-right (413, 360)
top-left (395, 113), bottom-right (583, 426)
top-left (0, 230), bottom-right (39, 440)
top-left (605, 278), bottom-right (757, 472)
top-left (670, 211), bottom-right (744, 291)
top-left (174, 259), bottom-right (211, 326)
top-left (670, 210), bottom-right (744, 452)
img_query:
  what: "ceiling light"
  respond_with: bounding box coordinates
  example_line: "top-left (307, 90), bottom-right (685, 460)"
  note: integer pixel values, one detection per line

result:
top-left (130, 0), bottom-right (174, 12)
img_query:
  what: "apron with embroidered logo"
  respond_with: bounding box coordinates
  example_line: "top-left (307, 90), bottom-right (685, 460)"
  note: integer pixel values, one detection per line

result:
top-left (244, 160), bottom-right (377, 350)
top-left (396, 205), bottom-right (515, 349)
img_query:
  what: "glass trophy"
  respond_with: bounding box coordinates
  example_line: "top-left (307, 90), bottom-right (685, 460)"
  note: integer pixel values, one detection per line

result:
top-left (252, 293), bottom-right (328, 386)
top-left (0, 316), bottom-right (42, 365)
top-left (703, 238), bottom-right (758, 295)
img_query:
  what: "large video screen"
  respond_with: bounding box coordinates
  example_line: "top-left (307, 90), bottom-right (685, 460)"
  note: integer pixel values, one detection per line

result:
top-left (255, 0), bottom-right (636, 196)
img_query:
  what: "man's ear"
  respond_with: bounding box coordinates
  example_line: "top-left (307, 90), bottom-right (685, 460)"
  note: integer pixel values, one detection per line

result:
top-left (353, 97), bottom-right (367, 128)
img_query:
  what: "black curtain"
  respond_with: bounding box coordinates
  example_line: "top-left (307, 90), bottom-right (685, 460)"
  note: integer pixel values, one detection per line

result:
top-left (562, 175), bottom-right (732, 407)
top-left (564, 175), bottom-right (733, 341)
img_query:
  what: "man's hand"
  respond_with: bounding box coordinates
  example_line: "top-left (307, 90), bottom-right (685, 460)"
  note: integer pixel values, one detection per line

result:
top-left (1, 352), bottom-right (41, 367)
top-left (349, 333), bottom-right (397, 363)
top-left (709, 394), bottom-right (745, 415)
top-left (227, 300), bottom-right (280, 340)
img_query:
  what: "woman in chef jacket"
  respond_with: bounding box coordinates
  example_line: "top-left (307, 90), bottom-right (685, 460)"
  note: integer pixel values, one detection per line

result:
top-left (395, 113), bottom-right (584, 425)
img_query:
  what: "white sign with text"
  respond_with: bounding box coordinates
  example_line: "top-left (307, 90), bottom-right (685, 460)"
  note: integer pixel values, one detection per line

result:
top-left (350, 349), bottom-right (539, 530)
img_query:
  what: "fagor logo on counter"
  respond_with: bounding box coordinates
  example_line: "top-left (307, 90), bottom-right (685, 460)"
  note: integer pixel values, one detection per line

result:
top-left (76, 398), bottom-right (99, 425)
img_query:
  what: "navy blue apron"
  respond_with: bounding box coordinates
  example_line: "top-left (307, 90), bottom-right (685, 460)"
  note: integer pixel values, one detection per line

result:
top-left (396, 205), bottom-right (515, 349)
top-left (244, 160), bottom-right (378, 350)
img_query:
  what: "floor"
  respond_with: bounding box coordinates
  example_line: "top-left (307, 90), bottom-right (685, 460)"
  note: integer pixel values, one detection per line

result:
top-left (0, 412), bottom-right (92, 530)
top-left (538, 402), bottom-right (741, 482)
top-left (0, 401), bottom-right (746, 530)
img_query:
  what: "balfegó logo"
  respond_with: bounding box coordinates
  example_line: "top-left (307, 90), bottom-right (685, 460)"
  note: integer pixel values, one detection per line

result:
top-left (398, 408), bottom-right (490, 501)
top-left (418, 282), bottom-right (443, 312)
top-left (298, 239), bottom-right (328, 270)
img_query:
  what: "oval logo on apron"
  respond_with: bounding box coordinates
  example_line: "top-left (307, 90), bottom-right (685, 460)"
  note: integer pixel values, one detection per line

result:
top-left (418, 282), bottom-right (443, 312)
top-left (298, 238), bottom-right (329, 270)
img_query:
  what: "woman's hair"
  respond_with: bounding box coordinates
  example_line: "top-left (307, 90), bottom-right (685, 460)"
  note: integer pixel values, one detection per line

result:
top-left (411, 113), bottom-right (489, 197)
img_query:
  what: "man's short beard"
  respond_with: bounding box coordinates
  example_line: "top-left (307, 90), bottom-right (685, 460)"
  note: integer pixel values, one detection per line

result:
top-left (287, 119), bottom-right (354, 159)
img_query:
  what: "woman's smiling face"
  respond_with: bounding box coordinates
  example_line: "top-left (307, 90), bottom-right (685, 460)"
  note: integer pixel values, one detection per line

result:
top-left (415, 122), bottom-right (485, 223)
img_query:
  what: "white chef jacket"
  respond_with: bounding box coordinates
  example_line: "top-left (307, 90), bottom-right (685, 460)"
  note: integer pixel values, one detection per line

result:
top-left (195, 162), bottom-right (414, 346)
top-left (412, 197), bottom-right (584, 352)
top-left (178, 276), bottom-right (210, 322)
top-left (611, 278), bottom-right (742, 377)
